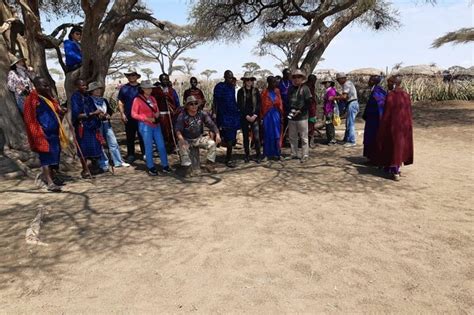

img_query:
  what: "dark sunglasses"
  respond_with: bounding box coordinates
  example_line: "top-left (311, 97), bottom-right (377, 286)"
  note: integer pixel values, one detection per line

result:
top-left (188, 102), bottom-right (199, 106)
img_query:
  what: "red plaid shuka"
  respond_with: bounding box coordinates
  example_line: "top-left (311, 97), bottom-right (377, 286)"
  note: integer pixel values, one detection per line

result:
top-left (23, 90), bottom-right (60, 153)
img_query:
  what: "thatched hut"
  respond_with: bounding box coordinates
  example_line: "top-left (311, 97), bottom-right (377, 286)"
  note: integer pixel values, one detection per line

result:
top-left (394, 64), bottom-right (444, 77)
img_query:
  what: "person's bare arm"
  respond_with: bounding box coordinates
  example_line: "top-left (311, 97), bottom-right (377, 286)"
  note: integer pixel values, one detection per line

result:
top-left (117, 100), bottom-right (128, 123)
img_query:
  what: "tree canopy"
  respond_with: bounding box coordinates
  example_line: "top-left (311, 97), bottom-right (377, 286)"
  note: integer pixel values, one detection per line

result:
top-left (191, 0), bottom-right (399, 72)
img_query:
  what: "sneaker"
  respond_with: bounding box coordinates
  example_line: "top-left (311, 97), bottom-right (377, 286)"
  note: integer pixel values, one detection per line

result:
top-left (343, 142), bottom-right (356, 148)
top-left (300, 156), bottom-right (309, 163)
top-left (162, 166), bottom-right (172, 174)
top-left (47, 183), bottom-right (62, 192)
top-left (244, 156), bottom-right (250, 163)
top-left (147, 167), bottom-right (158, 176)
top-left (284, 155), bottom-right (299, 161)
top-left (126, 155), bottom-right (136, 164)
top-left (393, 174), bottom-right (401, 181)
top-left (225, 160), bottom-right (236, 168)
top-left (53, 177), bottom-right (65, 186)
top-left (116, 162), bottom-right (131, 168)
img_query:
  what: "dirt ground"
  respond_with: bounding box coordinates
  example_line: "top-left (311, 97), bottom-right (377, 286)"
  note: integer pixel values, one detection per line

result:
top-left (0, 101), bottom-right (473, 313)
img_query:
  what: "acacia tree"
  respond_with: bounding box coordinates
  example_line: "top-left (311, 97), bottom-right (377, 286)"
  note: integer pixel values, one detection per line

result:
top-left (192, 0), bottom-right (398, 73)
top-left (242, 62), bottom-right (261, 75)
top-left (255, 30), bottom-right (307, 67)
top-left (432, 27), bottom-right (474, 48)
top-left (123, 22), bottom-right (208, 75)
top-left (177, 57), bottom-right (198, 76)
top-left (0, 0), bottom-right (164, 156)
top-left (201, 69), bottom-right (217, 80)
top-left (141, 67), bottom-right (154, 80)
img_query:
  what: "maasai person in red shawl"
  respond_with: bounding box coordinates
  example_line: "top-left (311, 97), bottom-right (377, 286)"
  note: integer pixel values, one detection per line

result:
top-left (183, 77), bottom-right (206, 111)
top-left (24, 77), bottom-right (68, 192)
top-left (152, 73), bottom-right (180, 152)
top-left (375, 75), bottom-right (414, 181)
top-left (261, 76), bottom-right (284, 159)
top-left (306, 74), bottom-right (318, 146)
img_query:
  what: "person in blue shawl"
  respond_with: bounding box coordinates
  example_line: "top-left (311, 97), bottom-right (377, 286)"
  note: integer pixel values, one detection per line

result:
top-left (362, 75), bottom-right (387, 163)
top-left (213, 70), bottom-right (240, 167)
top-left (70, 79), bottom-right (103, 178)
top-left (64, 26), bottom-right (82, 72)
top-left (261, 76), bottom-right (284, 160)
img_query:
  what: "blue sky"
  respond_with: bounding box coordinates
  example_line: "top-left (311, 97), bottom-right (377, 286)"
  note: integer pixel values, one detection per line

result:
top-left (45, 0), bottom-right (473, 79)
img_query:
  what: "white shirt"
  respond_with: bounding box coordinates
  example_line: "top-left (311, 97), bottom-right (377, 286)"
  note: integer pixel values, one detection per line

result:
top-left (342, 80), bottom-right (358, 101)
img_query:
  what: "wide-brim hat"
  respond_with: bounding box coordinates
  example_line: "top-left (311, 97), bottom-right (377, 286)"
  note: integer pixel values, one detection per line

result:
top-left (185, 95), bottom-right (199, 105)
top-left (335, 72), bottom-right (347, 79)
top-left (241, 71), bottom-right (256, 81)
top-left (320, 77), bottom-right (335, 84)
top-left (87, 81), bottom-right (104, 92)
top-left (291, 69), bottom-right (306, 79)
top-left (124, 68), bottom-right (141, 78)
top-left (140, 80), bottom-right (154, 89)
top-left (10, 55), bottom-right (26, 67)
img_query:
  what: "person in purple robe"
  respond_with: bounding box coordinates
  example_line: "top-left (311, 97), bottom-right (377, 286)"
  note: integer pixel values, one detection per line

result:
top-left (362, 75), bottom-right (387, 163)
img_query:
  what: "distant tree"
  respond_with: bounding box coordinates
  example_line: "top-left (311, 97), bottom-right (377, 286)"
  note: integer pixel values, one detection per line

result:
top-left (141, 67), bottom-right (154, 80)
top-left (201, 69), bottom-right (217, 80)
top-left (123, 22), bottom-right (209, 75)
top-left (177, 57), bottom-right (197, 76)
top-left (242, 62), bottom-right (261, 75)
top-left (255, 30), bottom-right (307, 67)
top-left (255, 69), bottom-right (273, 81)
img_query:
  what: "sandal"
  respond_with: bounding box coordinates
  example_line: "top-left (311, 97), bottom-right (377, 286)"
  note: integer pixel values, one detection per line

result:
top-left (47, 183), bottom-right (62, 192)
top-left (81, 171), bottom-right (94, 179)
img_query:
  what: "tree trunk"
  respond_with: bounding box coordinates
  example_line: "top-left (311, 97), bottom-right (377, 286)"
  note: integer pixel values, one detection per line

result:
top-left (21, 0), bottom-right (56, 92)
top-left (292, 1), bottom-right (375, 73)
top-left (0, 2), bottom-right (29, 152)
top-left (0, 36), bottom-right (29, 152)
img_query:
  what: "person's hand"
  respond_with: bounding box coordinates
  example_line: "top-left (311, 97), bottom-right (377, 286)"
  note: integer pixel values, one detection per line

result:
top-left (146, 117), bottom-right (155, 123)
top-left (178, 137), bottom-right (188, 149)
top-left (246, 115), bottom-right (252, 122)
top-left (215, 133), bottom-right (222, 145)
top-left (251, 115), bottom-right (257, 122)
top-left (154, 112), bottom-right (160, 119)
top-left (121, 113), bottom-right (128, 124)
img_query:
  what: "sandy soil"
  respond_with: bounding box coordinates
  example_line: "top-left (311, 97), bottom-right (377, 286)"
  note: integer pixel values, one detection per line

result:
top-left (0, 101), bottom-right (473, 313)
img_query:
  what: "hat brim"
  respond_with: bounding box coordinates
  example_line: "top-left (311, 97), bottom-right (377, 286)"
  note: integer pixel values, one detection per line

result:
top-left (10, 58), bottom-right (26, 67)
top-left (241, 77), bottom-right (256, 81)
top-left (291, 74), bottom-right (306, 79)
top-left (125, 72), bottom-right (141, 78)
top-left (87, 86), bottom-right (104, 92)
top-left (140, 85), bottom-right (154, 89)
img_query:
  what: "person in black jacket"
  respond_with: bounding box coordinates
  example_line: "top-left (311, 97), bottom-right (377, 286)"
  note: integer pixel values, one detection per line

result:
top-left (237, 72), bottom-right (262, 163)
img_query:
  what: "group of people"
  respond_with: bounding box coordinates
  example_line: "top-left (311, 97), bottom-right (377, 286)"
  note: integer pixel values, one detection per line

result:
top-left (9, 27), bottom-right (414, 192)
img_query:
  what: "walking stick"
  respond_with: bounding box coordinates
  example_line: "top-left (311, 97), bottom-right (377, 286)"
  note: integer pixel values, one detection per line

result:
top-left (282, 125), bottom-right (289, 140)
top-left (63, 115), bottom-right (94, 179)
top-left (166, 101), bottom-right (181, 162)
